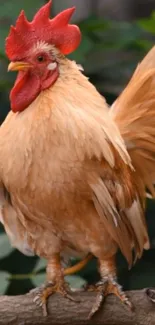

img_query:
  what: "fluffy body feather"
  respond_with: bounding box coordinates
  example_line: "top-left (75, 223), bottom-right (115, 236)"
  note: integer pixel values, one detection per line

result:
top-left (0, 58), bottom-right (150, 265)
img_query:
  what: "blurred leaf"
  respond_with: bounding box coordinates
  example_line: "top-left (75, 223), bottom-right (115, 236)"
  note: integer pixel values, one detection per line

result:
top-left (137, 11), bottom-right (155, 33)
top-left (69, 35), bottom-right (94, 63)
top-left (79, 17), bottom-right (110, 32)
top-left (65, 275), bottom-right (87, 289)
top-left (134, 39), bottom-right (153, 51)
top-left (32, 273), bottom-right (46, 287)
top-left (98, 21), bottom-right (143, 50)
top-left (0, 271), bottom-right (10, 294)
top-left (34, 258), bottom-right (46, 273)
top-left (0, 233), bottom-right (13, 258)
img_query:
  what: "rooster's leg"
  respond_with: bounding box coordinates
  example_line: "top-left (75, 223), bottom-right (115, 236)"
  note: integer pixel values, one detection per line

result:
top-left (88, 256), bottom-right (133, 318)
top-left (32, 253), bottom-right (76, 316)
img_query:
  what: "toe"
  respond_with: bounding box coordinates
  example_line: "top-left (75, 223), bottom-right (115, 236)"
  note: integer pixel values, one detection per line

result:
top-left (87, 279), bottom-right (133, 318)
top-left (33, 291), bottom-right (48, 316)
top-left (57, 282), bottom-right (80, 303)
top-left (32, 281), bottom-right (79, 316)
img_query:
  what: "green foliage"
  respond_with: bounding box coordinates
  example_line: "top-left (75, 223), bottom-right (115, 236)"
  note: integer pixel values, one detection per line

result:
top-left (137, 11), bottom-right (155, 33)
top-left (0, 2), bottom-right (155, 295)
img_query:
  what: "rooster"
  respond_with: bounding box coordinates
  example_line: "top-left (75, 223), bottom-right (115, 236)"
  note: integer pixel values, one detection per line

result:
top-left (1, 0), bottom-right (155, 317)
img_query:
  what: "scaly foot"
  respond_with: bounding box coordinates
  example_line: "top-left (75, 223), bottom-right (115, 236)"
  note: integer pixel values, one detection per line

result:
top-left (87, 277), bottom-right (133, 319)
top-left (32, 280), bottom-right (77, 316)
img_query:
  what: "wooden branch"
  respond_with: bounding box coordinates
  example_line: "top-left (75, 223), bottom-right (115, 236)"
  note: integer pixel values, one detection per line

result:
top-left (0, 289), bottom-right (155, 325)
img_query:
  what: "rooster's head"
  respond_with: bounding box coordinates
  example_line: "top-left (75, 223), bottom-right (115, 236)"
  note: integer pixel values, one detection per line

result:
top-left (6, 0), bottom-right (81, 112)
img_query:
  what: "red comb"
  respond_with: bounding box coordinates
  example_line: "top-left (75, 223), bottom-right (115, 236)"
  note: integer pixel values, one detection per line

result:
top-left (5, 0), bottom-right (81, 60)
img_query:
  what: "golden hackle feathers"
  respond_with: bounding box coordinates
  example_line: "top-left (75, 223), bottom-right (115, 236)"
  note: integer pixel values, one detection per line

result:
top-left (48, 59), bottom-right (132, 169)
top-left (110, 46), bottom-right (155, 198)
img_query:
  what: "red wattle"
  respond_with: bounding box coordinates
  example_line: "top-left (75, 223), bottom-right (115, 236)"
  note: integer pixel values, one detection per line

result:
top-left (10, 71), bottom-right (41, 113)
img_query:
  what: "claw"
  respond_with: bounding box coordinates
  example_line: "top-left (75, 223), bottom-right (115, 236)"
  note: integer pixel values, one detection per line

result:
top-left (32, 280), bottom-right (78, 316)
top-left (88, 291), bottom-right (104, 319)
top-left (87, 278), bottom-right (133, 319)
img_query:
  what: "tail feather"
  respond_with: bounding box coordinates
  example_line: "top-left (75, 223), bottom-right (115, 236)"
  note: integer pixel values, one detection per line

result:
top-left (110, 46), bottom-right (155, 198)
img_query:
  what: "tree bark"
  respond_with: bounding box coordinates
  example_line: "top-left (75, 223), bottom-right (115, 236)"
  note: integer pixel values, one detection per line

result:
top-left (0, 289), bottom-right (155, 325)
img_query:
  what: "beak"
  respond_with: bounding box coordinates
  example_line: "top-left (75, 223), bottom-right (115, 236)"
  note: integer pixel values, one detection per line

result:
top-left (8, 61), bottom-right (32, 72)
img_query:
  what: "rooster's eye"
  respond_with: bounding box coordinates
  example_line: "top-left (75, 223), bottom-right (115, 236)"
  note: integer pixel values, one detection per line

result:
top-left (37, 55), bottom-right (45, 63)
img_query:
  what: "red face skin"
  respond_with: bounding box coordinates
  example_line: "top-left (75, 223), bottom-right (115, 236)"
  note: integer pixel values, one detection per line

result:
top-left (8, 51), bottom-right (59, 113)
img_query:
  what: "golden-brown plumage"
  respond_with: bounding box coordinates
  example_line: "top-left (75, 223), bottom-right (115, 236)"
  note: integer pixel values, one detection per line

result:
top-left (1, 1), bottom-right (155, 317)
top-left (110, 46), bottom-right (155, 199)
top-left (0, 56), bottom-right (150, 313)
top-left (0, 58), bottom-right (148, 261)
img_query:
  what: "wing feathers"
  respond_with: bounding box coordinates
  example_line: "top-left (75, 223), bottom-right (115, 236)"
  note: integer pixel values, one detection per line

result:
top-left (90, 173), bottom-right (149, 266)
